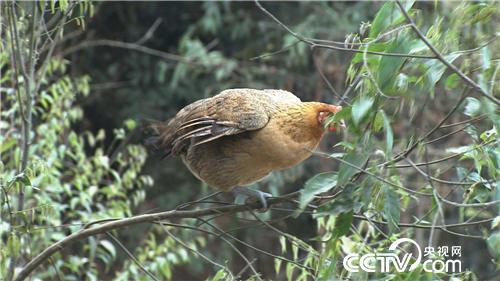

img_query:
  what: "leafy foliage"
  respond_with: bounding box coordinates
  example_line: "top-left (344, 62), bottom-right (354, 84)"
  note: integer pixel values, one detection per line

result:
top-left (1, 1), bottom-right (499, 281)
top-left (0, 2), bottom-right (154, 280)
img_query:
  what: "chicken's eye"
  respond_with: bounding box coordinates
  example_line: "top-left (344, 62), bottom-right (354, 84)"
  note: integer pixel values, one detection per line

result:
top-left (318, 111), bottom-right (332, 122)
top-left (317, 112), bottom-right (327, 123)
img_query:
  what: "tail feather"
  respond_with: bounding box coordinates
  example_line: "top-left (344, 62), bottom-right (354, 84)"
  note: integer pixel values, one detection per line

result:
top-left (141, 119), bottom-right (172, 159)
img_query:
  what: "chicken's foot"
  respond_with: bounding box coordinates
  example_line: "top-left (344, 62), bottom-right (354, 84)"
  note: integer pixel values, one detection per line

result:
top-left (232, 187), bottom-right (272, 211)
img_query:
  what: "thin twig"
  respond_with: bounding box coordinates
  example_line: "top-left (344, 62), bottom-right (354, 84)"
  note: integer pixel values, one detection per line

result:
top-left (47, 257), bottom-right (63, 281)
top-left (61, 39), bottom-right (190, 64)
top-left (380, 89), bottom-right (468, 166)
top-left (134, 18), bottom-right (163, 45)
top-left (1, 184), bottom-right (14, 229)
top-left (452, 34), bottom-right (500, 55)
top-left (307, 24), bottom-right (413, 47)
top-left (341, 74), bottom-right (363, 105)
top-left (423, 124), bottom-right (471, 145)
top-left (176, 191), bottom-right (223, 210)
top-left (250, 40), bottom-right (301, 60)
top-left (190, 219), bottom-right (263, 280)
top-left (159, 223), bottom-right (235, 280)
top-left (276, 202), bottom-right (490, 237)
top-left (440, 114), bottom-right (486, 128)
top-left (34, 3), bottom-right (77, 98)
top-left (157, 219), bottom-right (314, 274)
top-left (311, 47), bottom-right (345, 104)
top-left (255, 0), bottom-right (437, 60)
top-left (389, 139), bottom-right (497, 168)
top-left (352, 214), bottom-right (491, 230)
top-left (309, 30), bottom-right (498, 56)
top-left (405, 157), bottom-right (500, 208)
top-left (313, 151), bottom-right (432, 196)
top-left (395, 1), bottom-right (500, 106)
top-left (106, 232), bottom-right (161, 281)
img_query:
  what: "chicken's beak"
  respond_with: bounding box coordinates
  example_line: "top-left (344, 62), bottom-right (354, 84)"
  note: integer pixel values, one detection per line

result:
top-left (328, 105), bottom-right (342, 113)
top-left (327, 119), bottom-right (345, 133)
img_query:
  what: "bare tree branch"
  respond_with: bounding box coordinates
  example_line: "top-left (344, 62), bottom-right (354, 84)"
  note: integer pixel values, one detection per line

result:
top-left (61, 39), bottom-right (190, 64)
top-left (13, 193), bottom-right (298, 281)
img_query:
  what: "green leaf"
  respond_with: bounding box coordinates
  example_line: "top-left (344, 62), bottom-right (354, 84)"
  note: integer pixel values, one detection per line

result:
top-left (337, 152), bottom-right (370, 186)
top-left (331, 106), bottom-right (351, 123)
top-left (373, 110), bottom-right (393, 155)
top-left (377, 35), bottom-right (412, 92)
top-left (124, 119), bottom-right (136, 130)
top-left (369, 1), bottom-right (415, 37)
top-left (394, 73), bottom-right (409, 93)
top-left (423, 53), bottom-right (460, 90)
top-left (50, 0), bottom-right (55, 13)
top-left (468, 4), bottom-right (496, 24)
top-left (383, 187), bottom-right (400, 234)
top-left (314, 198), bottom-right (359, 218)
top-left (381, 110), bottom-right (394, 156)
top-left (158, 257), bottom-right (172, 279)
top-left (291, 244), bottom-right (298, 260)
top-left (300, 172), bottom-right (338, 210)
top-left (492, 216), bottom-right (500, 230)
top-left (209, 270), bottom-right (227, 281)
top-left (487, 231), bottom-right (500, 259)
top-left (8, 173), bottom-right (32, 188)
top-left (274, 258), bottom-right (282, 275)
top-left (286, 263), bottom-right (294, 280)
top-left (373, 111), bottom-right (384, 132)
top-left (280, 236), bottom-right (287, 254)
top-left (464, 97), bottom-right (481, 117)
top-left (480, 127), bottom-right (497, 142)
top-left (0, 138), bottom-right (16, 154)
top-left (445, 73), bottom-right (460, 89)
top-left (7, 234), bottom-right (20, 258)
top-left (351, 42), bottom-right (387, 64)
top-left (464, 182), bottom-right (492, 204)
top-left (99, 240), bottom-right (116, 259)
top-left (351, 97), bottom-right (374, 126)
top-left (333, 211), bottom-right (353, 238)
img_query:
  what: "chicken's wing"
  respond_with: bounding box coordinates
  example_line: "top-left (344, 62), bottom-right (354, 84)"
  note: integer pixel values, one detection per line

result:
top-left (152, 89), bottom-right (296, 156)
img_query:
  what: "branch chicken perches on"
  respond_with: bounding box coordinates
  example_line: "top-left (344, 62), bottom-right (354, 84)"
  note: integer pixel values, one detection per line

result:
top-left (144, 88), bottom-right (344, 209)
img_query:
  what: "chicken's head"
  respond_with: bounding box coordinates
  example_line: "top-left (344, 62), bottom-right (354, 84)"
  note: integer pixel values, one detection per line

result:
top-left (317, 105), bottom-right (345, 133)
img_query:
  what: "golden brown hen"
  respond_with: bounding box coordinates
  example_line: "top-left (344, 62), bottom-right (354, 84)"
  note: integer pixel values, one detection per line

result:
top-left (146, 88), bottom-right (343, 208)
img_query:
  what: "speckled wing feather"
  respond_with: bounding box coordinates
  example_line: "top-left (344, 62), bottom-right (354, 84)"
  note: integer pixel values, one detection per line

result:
top-left (155, 89), bottom-right (298, 156)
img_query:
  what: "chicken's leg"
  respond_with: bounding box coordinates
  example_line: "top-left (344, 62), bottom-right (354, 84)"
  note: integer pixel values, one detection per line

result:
top-left (232, 187), bottom-right (272, 211)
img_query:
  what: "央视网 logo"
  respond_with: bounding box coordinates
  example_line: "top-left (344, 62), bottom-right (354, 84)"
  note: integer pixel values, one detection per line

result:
top-left (342, 238), bottom-right (462, 273)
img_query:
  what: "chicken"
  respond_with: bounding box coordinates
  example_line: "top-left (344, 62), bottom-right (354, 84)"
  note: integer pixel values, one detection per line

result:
top-left (145, 88), bottom-right (343, 209)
